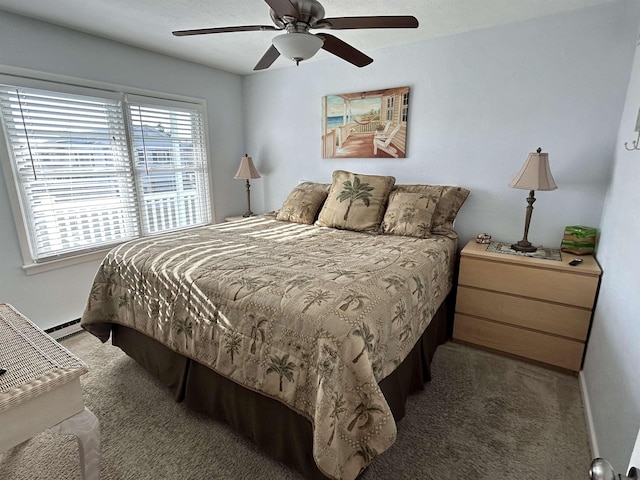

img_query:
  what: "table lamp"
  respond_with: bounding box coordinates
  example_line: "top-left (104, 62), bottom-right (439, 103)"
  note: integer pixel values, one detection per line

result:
top-left (234, 154), bottom-right (261, 217)
top-left (509, 147), bottom-right (557, 252)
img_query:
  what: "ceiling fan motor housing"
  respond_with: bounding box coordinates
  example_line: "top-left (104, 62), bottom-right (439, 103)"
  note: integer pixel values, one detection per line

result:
top-left (270, 0), bottom-right (325, 31)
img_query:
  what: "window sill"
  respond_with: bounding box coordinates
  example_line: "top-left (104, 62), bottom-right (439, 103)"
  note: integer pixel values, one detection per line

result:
top-left (22, 249), bottom-right (110, 275)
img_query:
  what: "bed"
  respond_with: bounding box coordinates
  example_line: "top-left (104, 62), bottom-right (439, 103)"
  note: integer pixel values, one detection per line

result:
top-left (81, 172), bottom-right (469, 480)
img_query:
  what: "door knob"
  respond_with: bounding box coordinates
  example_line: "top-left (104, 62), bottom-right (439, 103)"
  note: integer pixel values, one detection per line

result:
top-left (590, 458), bottom-right (639, 480)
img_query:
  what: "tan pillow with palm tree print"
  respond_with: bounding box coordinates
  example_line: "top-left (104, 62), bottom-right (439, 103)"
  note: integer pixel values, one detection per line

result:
top-left (316, 170), bottom-right (395, 231)
top-left (391, 184), bottom-right (470, 234)
top-left (381, 191), bottom-right (438, 237)
top-left (276, 182), bottom-right (330, 224)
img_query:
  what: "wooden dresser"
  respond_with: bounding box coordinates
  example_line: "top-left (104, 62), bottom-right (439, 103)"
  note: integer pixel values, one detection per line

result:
top-left (452, 240), bottom-right (602, 372)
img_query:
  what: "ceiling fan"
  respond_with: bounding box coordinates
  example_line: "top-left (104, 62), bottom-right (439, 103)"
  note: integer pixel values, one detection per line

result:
top-left (172, 0), bottom-right (419, 71)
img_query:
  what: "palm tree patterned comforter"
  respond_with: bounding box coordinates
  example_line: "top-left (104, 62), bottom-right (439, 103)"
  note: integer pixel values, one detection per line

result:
top-left (81, 215), bottom-right (457, 480)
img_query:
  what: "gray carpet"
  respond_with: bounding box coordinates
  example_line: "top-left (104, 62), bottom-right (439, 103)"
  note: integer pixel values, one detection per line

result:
top-left (0, 332), bottom-right (592, 479)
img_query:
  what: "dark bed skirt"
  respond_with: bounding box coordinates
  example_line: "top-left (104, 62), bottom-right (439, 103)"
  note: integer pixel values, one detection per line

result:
top-left (112, 299), bottom-right (451, 479)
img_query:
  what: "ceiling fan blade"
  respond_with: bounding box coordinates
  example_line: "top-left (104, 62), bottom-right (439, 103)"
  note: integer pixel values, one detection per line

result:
top-left (315, 16), bottom-right (419, 30)
top-left (264, 0), bottom-right (300, 19)
top-left (316, 33), bottom-right (372, 68)
top-left (254, 45), bottom-right (281, 70)
top-left (173, 25), bottom-right (280, 37)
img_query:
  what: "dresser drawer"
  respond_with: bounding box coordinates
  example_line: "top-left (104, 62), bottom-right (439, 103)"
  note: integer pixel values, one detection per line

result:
top-left (453, 314), bottom-right (585, 371)
top-left (456, 286), bottom-right (591, 340)
top-left (459, 257), bottom-right (599, 308)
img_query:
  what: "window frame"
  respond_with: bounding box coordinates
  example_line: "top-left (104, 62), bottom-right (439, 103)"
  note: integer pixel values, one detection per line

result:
top-left (0, 68), bottom-right (214, 275)
top-left (386, 96), bottom-right (395, 122)
top-left (401, 91), bottom-right (409, 123)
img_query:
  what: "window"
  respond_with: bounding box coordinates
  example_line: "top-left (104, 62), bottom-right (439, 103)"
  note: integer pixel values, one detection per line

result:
top-left (126, 99), bottom-right (210, 235)
top-left (386, 96), bottom-right (395, 122)
top-left (0, 83), bottom-right (211, 264)
top-left (401, 91), bottom-right (409, 123)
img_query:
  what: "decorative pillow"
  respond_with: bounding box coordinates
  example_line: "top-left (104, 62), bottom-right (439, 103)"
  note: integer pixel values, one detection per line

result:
top-left (316, 170), bottom-right (396, 232)
top-left (276, 182), bottom-right (330, 224)
top-left (381, 191), bottom-right (438, 237)
top-left (391, 185), bottom-right (470, 234)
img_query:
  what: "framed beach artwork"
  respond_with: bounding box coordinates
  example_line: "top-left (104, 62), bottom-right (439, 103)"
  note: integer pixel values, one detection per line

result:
top-left (322, 86), bottom-right (410, 159)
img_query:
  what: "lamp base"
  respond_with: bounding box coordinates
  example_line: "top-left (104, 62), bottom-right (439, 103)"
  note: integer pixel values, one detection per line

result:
top-left (511, 240), bottom-right (537, 253)
top-left (242, 211), bottom-right (254, 218)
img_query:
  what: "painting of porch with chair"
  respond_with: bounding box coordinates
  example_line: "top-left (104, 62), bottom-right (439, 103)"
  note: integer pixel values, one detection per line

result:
top-left (322, 86), bottom-right (409, 158)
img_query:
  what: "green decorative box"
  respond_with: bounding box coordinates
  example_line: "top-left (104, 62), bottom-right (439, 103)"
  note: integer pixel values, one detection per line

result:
top-left (561, 225), bottom-right (597, 255)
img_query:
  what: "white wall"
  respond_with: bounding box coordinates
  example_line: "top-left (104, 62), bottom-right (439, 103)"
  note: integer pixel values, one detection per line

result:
top-left (583, 34), bottom-right (640, 472)
top-left (243, 1), bottom-right (638, 248)
top-left (0, 12), bottom-right (245, 330)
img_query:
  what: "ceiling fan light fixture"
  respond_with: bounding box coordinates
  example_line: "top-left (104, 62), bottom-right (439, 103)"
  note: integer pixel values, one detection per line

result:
top-left (272, 33), bottom-right (324, 65)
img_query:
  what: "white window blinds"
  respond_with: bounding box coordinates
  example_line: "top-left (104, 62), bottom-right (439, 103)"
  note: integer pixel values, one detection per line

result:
top-left (126, 99), bottom-right (211, 235)
top-left (0, 84), bottom-right (212, 263)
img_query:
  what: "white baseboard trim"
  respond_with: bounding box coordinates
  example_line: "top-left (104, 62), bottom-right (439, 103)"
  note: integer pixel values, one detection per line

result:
top-left (579, 371), bottom-right (599, 458)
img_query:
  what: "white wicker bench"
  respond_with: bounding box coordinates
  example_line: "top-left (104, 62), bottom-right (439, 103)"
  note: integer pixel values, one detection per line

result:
top-left (0, 303), bottom-right (100, 479)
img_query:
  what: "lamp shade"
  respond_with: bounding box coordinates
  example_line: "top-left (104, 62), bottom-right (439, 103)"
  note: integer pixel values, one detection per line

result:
top-left (509, 148), bottom-right (558, 191)
top-left (234, 155), bottom-right (261, 180)
top-left (272, 33), bottom-right (324, 63)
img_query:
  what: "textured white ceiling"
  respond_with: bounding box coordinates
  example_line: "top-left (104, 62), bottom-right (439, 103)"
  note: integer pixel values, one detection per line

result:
top-left (0, 0), bottom-right (615, 75)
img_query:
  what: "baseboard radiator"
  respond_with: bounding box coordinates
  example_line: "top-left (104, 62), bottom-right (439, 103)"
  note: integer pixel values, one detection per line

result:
top-left (45, 318), bottom-right (82, 341)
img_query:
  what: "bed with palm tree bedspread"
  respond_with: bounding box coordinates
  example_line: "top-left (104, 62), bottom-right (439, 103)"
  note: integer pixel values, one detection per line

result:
top-left (81, 175), bottom-right (469, 480)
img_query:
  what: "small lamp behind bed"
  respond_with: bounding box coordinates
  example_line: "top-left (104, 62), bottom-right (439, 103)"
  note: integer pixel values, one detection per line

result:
top-left (234, 154), bottom-right (261, 217)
